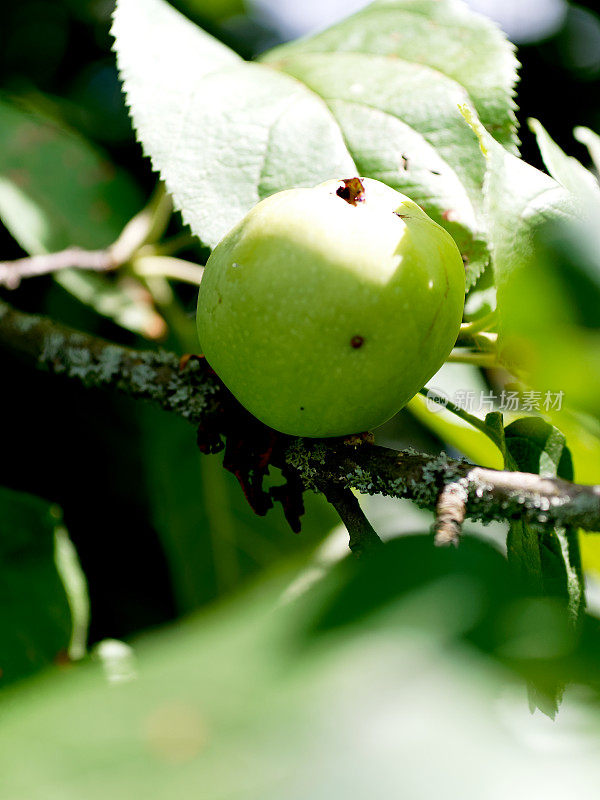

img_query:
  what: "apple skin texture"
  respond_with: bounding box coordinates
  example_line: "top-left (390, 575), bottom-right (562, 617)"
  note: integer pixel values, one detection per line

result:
top-left (197, 178), bottom-right (465, 437)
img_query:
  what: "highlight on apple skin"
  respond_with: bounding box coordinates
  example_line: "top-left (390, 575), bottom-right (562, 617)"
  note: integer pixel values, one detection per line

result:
top-left (196, 177), bottom-right (465, 438)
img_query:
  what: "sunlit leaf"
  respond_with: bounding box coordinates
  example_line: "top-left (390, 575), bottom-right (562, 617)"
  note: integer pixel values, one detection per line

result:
top-left (528, 118), bottom-right (600, 206)
top-left (112, 0), bottom-right (355, 251)
top-left (264, 0), bottom-right (519, 150)
top-left (263, 0), bottom-right (521, 284)
top-left (462, 105), bottom-right (579, 314)
top-left (574, 125), bottom-right (600, 175)
top-left (114, 0), bottom-right (521, 286)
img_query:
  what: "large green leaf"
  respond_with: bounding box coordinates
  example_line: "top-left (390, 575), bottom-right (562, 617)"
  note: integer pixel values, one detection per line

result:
top-left (112, 0), bottom-right (355, 250)
top-left (0, 98), bottom-right (164, 337)
top-left (113, 0), bottom-right (520, 287)
top-left (263, 0), bottom-right (520, 284)
top-left (0, 487), bottom-right (88, 686)
top-left (263, 0), bottom-right (518, 151)
top-left (265, 50), bottom-right (489, 281)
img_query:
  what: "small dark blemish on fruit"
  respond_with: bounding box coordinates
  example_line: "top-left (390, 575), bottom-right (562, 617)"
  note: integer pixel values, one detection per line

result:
top-left (350, 335), bottom-right (365, 349)
top-left (336, 178), bottom-right (365, 206)
top-left (300, 406), bottom-right (304, 411)
top-left (430, 169), bottom-right (441, 176)
top-left (401, 153), bottom-right (409, 170)
top-left (217, 294), bottom-right (222, 304)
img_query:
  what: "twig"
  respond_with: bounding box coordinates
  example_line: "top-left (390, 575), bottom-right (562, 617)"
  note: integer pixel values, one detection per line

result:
top-left (322, 484), bottom-right (383, 555)
top-left (141, 232), bottom-right (197, 258)
top-left (0, 248), bottom-right (120, 289)
top-left (0, 184), bottom-right (173, 289)
top-left (2, 299), bottom-right (600, 535)
top-left (457, 312), bottom-right (496, 341)
top-left (133, 256), bottom-right (205, 286)
top-left (418, 387), bottom-right (505, 450)
top-left (472, 331), bottom-right (498, 349)
top-left (433, 480), bottom-right (468, 547)
top-left (446, 349), bottom-right (498, 368)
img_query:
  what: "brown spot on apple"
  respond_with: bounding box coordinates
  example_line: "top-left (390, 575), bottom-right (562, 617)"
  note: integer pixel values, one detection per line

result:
top-left (336, 178), bottom-right (366, 206)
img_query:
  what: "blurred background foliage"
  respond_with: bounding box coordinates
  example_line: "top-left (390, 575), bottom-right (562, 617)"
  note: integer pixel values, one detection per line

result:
top-left (7, 532), bottom-right (600, 796)
top-left (2, 2), bottom-right (600, 774)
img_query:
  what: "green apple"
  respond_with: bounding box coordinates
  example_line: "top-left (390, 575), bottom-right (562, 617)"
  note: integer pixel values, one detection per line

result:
top-left (197, 177), bottom-right (465, 437)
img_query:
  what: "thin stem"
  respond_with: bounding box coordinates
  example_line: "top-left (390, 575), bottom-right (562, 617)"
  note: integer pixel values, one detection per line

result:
top-left (446, 349), bottom-right (498, 368)
top-left (0, 184), bottom-right (172, 289)
top-left (138, 273), bottom-right (198, 351)
top-left (418, 388), bottom-right (504, 451)
top-left (458, 311), bottom-right (497, 340)
top-left (149, 232), bottom-right (198, 257)
top-left (472, 331), bottom-right (498, 350)
top-left (133, 255), bottom-right (205, 286)
top-left (0, 247), bottom-right (118, 288)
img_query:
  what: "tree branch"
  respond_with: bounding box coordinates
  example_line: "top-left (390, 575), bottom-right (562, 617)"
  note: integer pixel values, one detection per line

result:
top-left (433, 480), bottom-right (468, 547)
top-left (0, 299), bottom-right (222, 425)
top-left (2, 299), bottom-right (600, 535)
top-left (287, 439), bottom-right (600, 533)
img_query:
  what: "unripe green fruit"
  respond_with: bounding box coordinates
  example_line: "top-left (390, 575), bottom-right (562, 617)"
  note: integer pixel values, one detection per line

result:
top-left (197, 177), bottom-right (465, 437)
